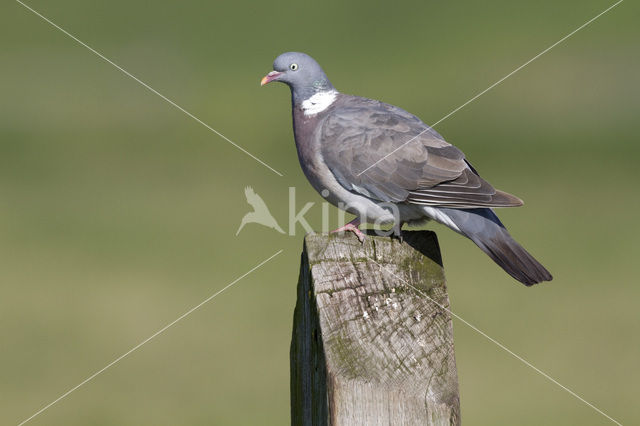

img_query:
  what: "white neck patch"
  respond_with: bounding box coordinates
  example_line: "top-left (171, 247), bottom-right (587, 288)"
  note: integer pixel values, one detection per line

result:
top-left (301, 90), bottom-right (337, 116)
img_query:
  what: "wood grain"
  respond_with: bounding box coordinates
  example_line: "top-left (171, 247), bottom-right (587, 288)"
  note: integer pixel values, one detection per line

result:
top-left (291, 231), bottom-right (460, 425)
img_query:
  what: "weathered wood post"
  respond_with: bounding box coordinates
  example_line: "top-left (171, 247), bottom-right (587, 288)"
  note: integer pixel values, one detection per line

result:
top-left (290, 231), bottom-right (460, 425)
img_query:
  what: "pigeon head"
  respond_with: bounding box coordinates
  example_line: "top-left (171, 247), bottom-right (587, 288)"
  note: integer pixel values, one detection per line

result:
top-left (261, 52), bottom-right (335, 103)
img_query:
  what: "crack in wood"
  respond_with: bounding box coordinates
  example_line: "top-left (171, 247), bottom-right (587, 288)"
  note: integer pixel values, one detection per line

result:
top-left (291, 231), bottom-right (461, 425)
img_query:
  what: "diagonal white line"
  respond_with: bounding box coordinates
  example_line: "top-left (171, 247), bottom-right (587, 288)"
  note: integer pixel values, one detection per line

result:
top-left (357, 0), bottom-right (624, 177)
top-left (17, 249), bottom-right (284, 426)
top-left (369, 258), bottom-right (623, 426)
top-left (16, 0), bottom-right (284, 177)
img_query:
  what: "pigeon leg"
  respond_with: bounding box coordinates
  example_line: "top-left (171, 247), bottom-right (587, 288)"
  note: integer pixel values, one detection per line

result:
top-left (391, 222), bottom-right (404, 242)
top-left (331, 218), bottom-right (365, 243)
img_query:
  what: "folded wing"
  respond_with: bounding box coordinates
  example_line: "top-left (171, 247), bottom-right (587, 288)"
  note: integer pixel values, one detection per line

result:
top-left (320, 97), bottom-right (523, 208)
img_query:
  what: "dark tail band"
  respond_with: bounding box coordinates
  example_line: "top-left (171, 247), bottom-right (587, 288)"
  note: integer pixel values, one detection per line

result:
top-left (439, 208), bottom-right (552, 286)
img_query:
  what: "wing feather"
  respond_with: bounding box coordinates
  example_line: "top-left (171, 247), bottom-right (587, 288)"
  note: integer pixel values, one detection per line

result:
top-left (320, 96), bottom-right (523, 208)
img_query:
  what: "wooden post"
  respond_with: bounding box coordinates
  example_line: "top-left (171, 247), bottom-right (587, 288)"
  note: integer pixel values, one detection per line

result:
top-left (290, 231), bottom-right (460, 426)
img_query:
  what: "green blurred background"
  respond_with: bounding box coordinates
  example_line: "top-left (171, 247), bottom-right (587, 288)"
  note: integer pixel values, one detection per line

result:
top-left (1, 0), bottom-right (638, 424)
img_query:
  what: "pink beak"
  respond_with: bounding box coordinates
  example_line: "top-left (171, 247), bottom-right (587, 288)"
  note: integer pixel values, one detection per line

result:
top-left (261, 71), bottom-right (282, 86)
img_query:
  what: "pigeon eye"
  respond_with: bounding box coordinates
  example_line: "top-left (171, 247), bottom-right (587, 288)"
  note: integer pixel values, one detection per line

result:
top-left (290, 63), bottom-right (298, 71)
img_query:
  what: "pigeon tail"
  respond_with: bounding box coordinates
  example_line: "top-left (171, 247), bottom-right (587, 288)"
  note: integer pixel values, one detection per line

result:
top-left (438, 208), bottom-right (552, 286)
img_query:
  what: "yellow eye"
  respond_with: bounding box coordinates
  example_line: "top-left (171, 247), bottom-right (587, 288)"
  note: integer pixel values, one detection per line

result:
top-left (290, 63), bottom-right (298, 71)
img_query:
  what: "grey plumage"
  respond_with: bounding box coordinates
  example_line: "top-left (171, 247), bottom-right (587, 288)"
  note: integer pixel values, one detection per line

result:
top-left (319, 101), bottom-right (524, 208)
top-left (439, 208), bottom-right (552, 286)
top-left (262, 52), bottom-right (552, 286)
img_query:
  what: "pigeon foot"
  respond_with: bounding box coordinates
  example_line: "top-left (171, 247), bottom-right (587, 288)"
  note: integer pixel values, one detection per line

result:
top-left (391, 222), bottom-right (404, 243)
top-left (331, 218), bottom-right (365, 243)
